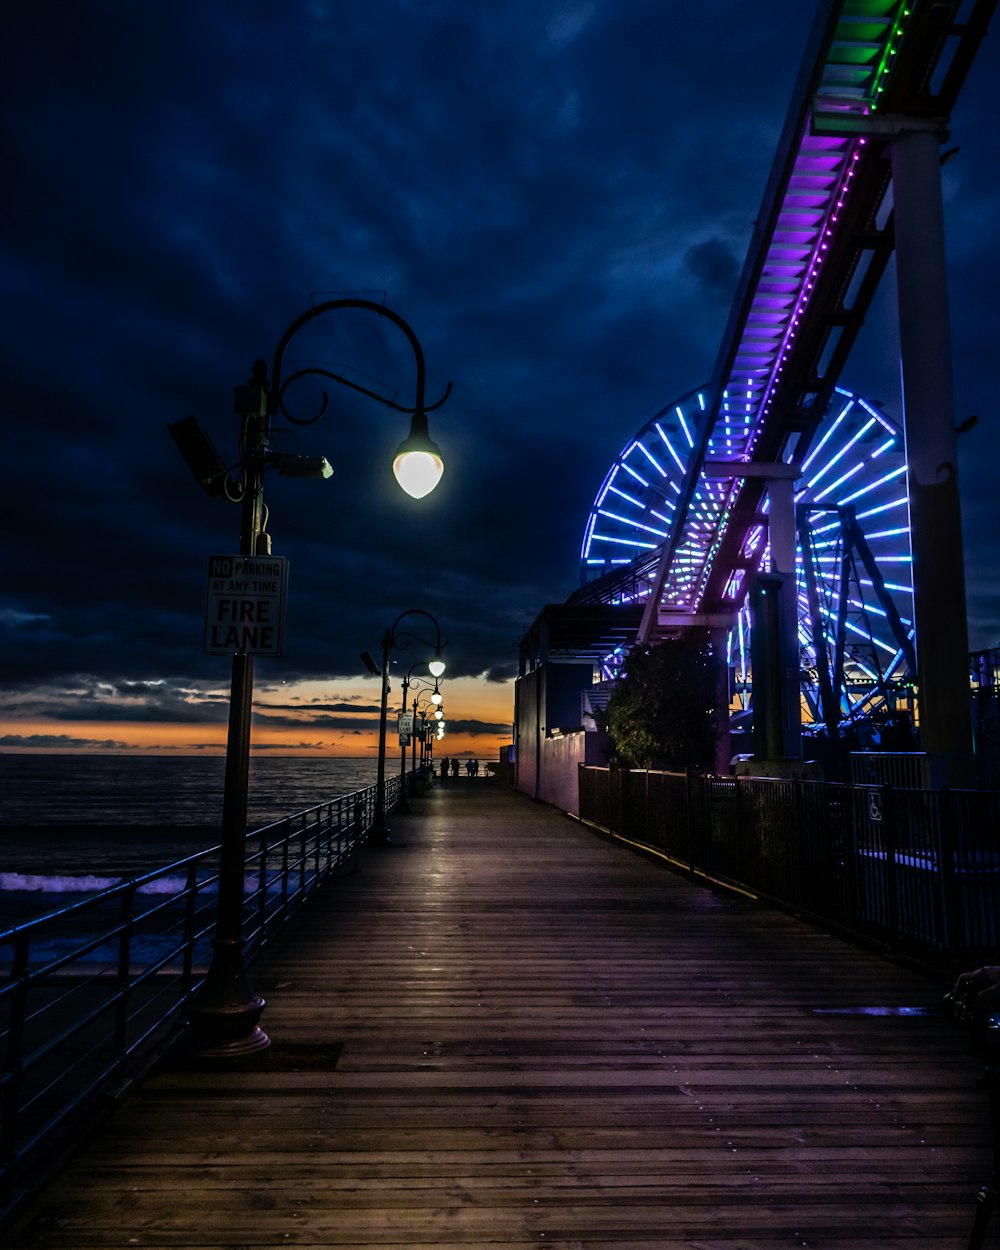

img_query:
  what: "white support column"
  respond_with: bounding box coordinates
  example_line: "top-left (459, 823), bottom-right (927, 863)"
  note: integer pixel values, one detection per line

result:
top-left (890, 123), bottom-right (973, 755)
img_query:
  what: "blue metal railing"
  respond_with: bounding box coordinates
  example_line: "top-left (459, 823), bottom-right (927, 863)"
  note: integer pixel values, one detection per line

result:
top-left (0, 775), bottom-right (401, 1217)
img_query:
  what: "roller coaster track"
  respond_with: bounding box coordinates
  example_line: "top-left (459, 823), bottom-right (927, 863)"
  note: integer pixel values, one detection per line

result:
top-left (570, 0), bottom-right (995, 640)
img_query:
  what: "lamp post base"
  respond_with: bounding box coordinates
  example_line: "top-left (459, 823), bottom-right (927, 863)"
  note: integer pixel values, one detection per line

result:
top-left (184, 939), bottom-right (270, 1062)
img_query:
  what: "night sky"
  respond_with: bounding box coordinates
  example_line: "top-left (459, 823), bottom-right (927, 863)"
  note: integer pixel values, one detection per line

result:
top-left (2, 1), bottom-right (998, 754)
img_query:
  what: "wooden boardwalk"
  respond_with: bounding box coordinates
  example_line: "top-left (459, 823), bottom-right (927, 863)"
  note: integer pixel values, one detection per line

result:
top-left (8, 782), bottom-right (993, 1248)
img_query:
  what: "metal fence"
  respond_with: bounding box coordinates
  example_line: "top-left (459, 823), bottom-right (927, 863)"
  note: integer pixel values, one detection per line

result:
top-left (578, 766), bottom-right (1000, 974)
top-left (0, 776), bottom-right (401, 1219)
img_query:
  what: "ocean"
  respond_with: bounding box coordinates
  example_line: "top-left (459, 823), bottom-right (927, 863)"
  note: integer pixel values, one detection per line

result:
top-left (0, 754), bottom-right (386, 926)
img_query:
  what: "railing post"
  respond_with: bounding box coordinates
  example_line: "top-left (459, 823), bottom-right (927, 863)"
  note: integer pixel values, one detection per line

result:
top-left (883, 784), bottom-right (900, 955)
top-left (257, 835), bottom-right (270, 932)
top-left (2, 933), bottom-right (31, 1195)
top-left (937, 786), bottom-right (961, 964)
top-left (182, 861), bottom-right (199, 991)
top-left (280, 834), bottom-right (291, 921)
top-left (352, 798), bottom-right (365, 870)
top-left (114, 885), bottom-right (137, 1085)
top-left (793, 777), bottom-right (805, 911)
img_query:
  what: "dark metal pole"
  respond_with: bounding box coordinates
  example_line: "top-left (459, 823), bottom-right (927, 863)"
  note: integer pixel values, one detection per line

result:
top-left (411, 695), bottom-right (419, 790)
top-left (372, 629), bottom-right (392, 840)
top-left (186, 389), bottom-right (270, 1059)
top-left (397, 674), bottom-right (411, 812)
top-left (371, 611), bottom-right (444, 836)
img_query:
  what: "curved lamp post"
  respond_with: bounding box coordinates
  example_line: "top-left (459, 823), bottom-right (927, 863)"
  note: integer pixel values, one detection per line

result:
top-left (178, 298), bottom-right (450, 1061)
top-left (411, 684), bottom-right (441, 786)
top-left (399, 665), bottom-right (442, 801)
top-left (405, 678), bottom-right (442, 793)
top-left (372, 608), bottom-right (446, 840)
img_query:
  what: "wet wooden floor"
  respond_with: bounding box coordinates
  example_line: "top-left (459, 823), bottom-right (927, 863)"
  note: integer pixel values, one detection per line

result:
top-left (7, 782), bottom-right (993, 1248)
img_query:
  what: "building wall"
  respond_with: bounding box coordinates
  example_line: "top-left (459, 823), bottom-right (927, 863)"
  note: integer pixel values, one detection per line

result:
top-left (514, 666), bottom-right (541, 798)
top-left (536, 729), bottom-right (609, 815)
top-left (514, 661), bottom-right (609, 814)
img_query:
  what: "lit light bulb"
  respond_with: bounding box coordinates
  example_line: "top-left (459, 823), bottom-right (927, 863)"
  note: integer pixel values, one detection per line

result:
top-left (393, 411), bottom-right (444, 499)
top-left (393, 449), bottom-right (444, 499)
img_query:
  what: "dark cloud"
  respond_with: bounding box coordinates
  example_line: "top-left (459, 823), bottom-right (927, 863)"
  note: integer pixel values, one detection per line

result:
top-left (445, 720), bottom-right (513, 736)
top-left (1, 0), bottom-right (997, 742)
top-left (254, 712), bottom-right (380, 732)
top-left (0, 735), bottom-right (136, 752)
top-left (684, 239), bottom-right (742, 297)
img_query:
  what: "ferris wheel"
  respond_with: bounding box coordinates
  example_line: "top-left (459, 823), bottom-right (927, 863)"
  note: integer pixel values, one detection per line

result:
top-left (580, 384), bottom-right (916, 733)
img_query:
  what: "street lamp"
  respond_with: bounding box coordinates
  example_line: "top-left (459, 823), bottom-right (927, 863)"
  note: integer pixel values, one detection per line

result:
top-left (398, 665), bottom-right (442, 802)
top-left (174, 298), bottom-right (450, 1061)
top-left (372, 608), bottom-right (446, 840)
top-left (405, 680), bottom-right (442, 795)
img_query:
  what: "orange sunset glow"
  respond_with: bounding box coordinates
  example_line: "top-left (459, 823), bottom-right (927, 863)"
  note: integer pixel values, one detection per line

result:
top-left (0, 675), bottom-right (514, 759)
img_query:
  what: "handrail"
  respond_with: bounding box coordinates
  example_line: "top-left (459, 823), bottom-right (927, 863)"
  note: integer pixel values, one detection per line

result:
top-left (0, 773), bottom-right (402, 1222)
top-left (577, 766), bottom-right (1000, 975)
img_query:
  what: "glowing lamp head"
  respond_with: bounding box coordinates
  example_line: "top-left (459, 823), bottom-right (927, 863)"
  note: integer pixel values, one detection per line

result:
top-left (431, 688), bottom-right (442, 705)
top-left (428, 654), bottom-right (446, 679)
top-left (393, 410), bottom-right (444, 499)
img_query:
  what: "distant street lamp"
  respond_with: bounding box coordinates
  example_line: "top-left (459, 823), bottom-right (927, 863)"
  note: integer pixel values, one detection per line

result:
top-left (406, 678), bottom-right (442, 792)
top-left (411, 684), bottom-right (441, 786)
top-left (398, 665), bottom-right (442, 801)
top-left (172, 298), bottom-right (450, 1061)
top-left (372, 609), bottom-right (446, 839)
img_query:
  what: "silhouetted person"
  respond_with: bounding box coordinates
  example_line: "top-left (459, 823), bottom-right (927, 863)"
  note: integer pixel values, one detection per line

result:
top-left (440, 756), bottom-right (449, 779)
top-left (465, 758), bottom-right (475, 778)
top-left (451, 757), bottom-right (459, 778)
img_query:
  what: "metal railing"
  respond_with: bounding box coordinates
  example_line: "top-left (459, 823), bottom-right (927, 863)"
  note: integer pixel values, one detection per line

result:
top-left (578, 766), bottom-right (1000, 974)
top-left (0, 775), bottom-right (401, 1218)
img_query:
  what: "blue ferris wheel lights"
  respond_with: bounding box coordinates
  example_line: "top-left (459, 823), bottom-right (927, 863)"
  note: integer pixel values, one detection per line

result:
top-left (637, 442), bottom-right (668, 477)
top-left (654, 424), bottom-right (687, 473)
top-left (871, 436), bottom-right (898, 458)
top-left (841, 464), bottom-right (906, 504)
top-left (592, 533), bottom-right (657, 550)
top-left (814, 460), bottom-right (866, 502)
top-left (848, 597), bottom-right (890, 620)
top-left (807, 427), bottom-right (871, 489)
top-left (621, 462), bottom-right (648, 487)
top-left (801, 400), bottom-right (853, 473)
top-left (609, 483), bottom-right (643, 508)
top-left (856, 496), bottom-right (908, 520)
top-left (598, 509), bottom-right (668, 538)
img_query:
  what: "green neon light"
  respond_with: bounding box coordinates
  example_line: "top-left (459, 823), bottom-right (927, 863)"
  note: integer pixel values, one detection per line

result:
top-left (869, 3), bottom-right (911, 112)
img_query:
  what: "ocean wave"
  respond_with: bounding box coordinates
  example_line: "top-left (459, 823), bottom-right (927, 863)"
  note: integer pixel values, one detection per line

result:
top-left (1, 871), bottom-right (282, 897)
top-left (1, 872), bottom-right (125, 894)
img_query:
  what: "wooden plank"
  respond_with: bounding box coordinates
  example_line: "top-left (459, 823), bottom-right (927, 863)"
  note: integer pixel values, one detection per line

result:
top-left (6, 784), bottom-right (992, 1248)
